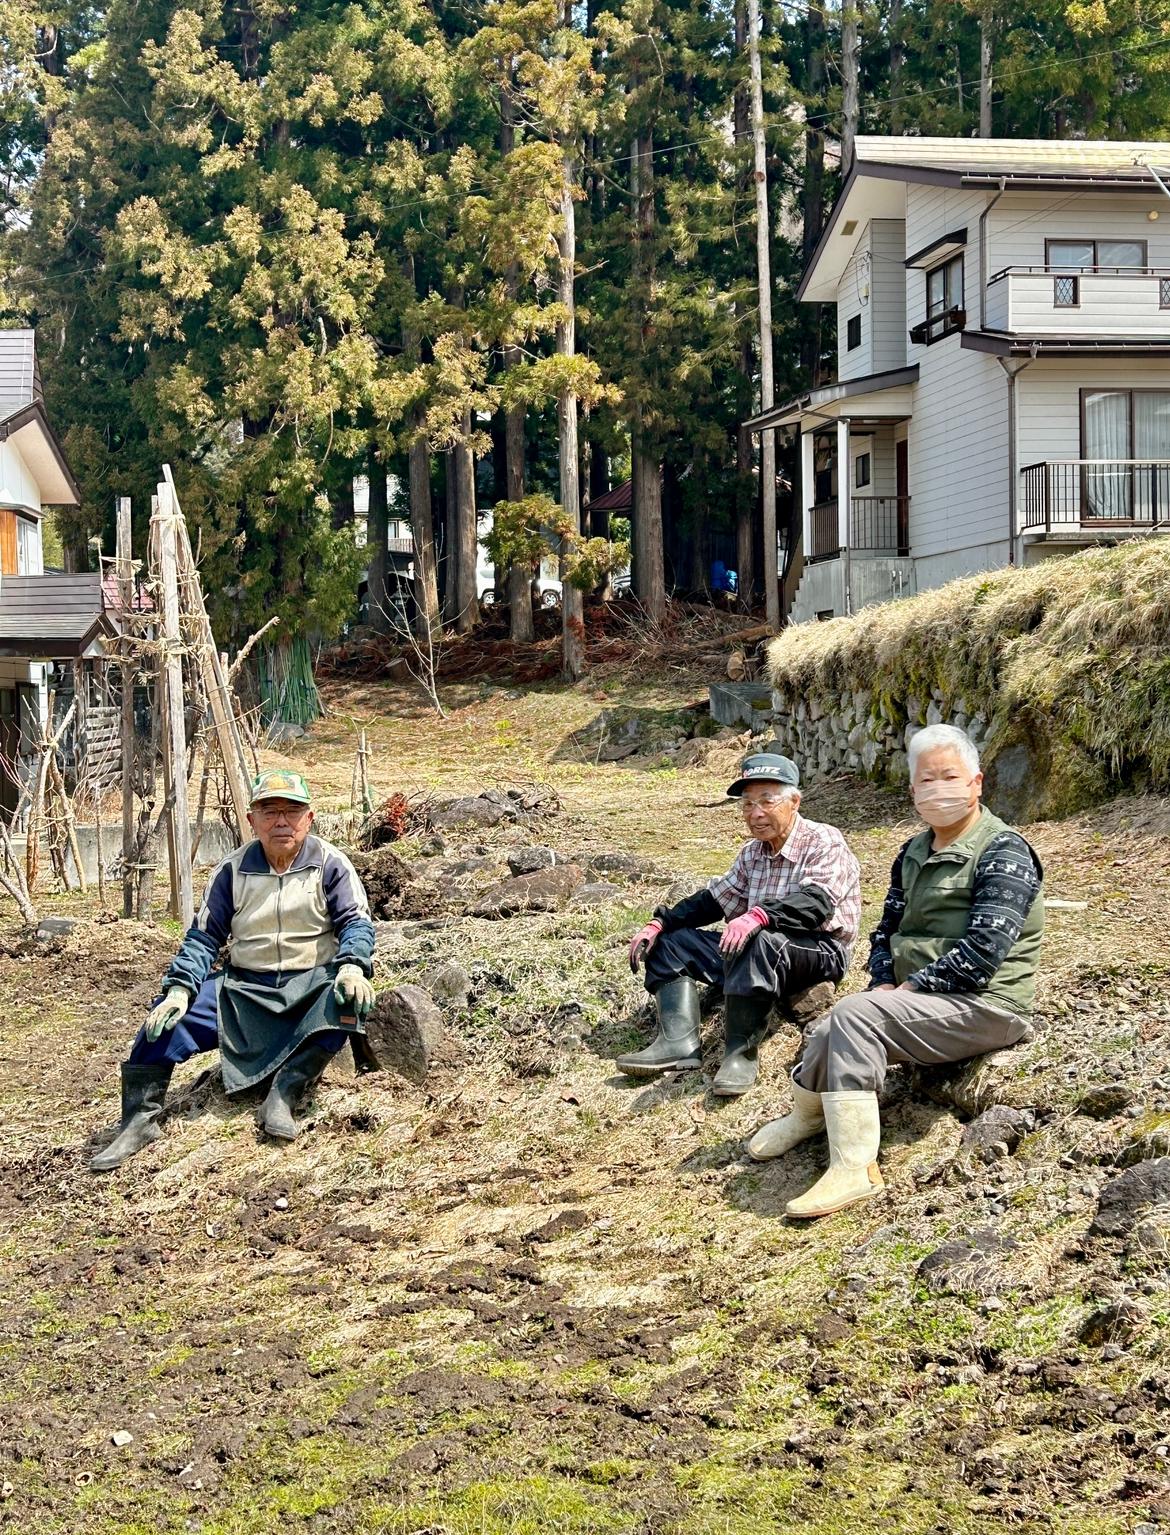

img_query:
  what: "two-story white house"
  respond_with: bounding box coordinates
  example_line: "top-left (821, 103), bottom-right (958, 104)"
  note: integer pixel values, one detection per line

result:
top-left (752, 137), bottom-right (1170, 623)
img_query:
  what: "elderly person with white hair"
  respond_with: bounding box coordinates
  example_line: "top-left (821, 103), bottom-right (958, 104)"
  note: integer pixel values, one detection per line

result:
top-left (622, 750), bottom-right (861, 1097)
top-left (747, 724), bottom-right (1044, 1219)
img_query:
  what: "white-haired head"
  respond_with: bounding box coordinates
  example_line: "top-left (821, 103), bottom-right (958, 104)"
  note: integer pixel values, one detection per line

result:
top-left (908, 723), bottom-right (980, 782)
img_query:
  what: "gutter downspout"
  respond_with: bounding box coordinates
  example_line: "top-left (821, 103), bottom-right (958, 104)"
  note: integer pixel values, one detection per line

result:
top-left (997, 345), bottom-right (1037, 565)
top-left (979, 177), bottom-right (1006, 330)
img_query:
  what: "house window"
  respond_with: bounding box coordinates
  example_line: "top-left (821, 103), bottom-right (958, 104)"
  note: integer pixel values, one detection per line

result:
top-left (854, 452), bottom-right (871, 489)
top-left (1054, 275), bottom-right (1079, 308)
top-left (16, 516), bottom-right (41, 575)
top-left (910, 255), bottom-right (964, 344)
top-left (1048, 238), bottom-right (1147, 272)
top-left (846, 314), bottom-right (862, 351)
top-left (1161, 277), bottom-right (1170, 310)
top-left (1081, 388), bottom-right (1170, 520)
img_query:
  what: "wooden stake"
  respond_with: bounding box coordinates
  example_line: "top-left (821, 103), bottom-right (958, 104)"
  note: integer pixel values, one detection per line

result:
top-left (116, 495), bottom-right (136, 917)
top-left (154, 482), bottom-right (195, 927)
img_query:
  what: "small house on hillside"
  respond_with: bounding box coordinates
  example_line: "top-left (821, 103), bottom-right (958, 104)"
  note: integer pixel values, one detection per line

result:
top-left (0, 329), bottom-right (123, 813)
top-left (751, 137), bottom-right (1170, 623)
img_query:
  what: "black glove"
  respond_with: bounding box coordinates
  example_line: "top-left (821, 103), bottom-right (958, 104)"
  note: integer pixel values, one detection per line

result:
top-left (653, 888), bottom-right (724, 932)
top-left (757, 884), bottom-right (834, 932)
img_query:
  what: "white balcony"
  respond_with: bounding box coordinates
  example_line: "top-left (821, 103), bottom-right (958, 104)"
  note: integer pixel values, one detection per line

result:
top-left (985, 266), bottom-right (1170, 337)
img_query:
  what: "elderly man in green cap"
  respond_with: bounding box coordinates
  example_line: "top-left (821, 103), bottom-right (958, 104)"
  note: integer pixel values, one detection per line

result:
top-left (622, 749), bottom-right (861, 1096)
top-left (89, 770), bottom-right (377, 1171)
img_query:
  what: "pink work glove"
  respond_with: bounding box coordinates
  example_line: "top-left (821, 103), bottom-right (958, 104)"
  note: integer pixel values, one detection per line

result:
top-left (719, 906), bottom-right (769, 956)
top-left (629, 919), bottom-right (664, 973)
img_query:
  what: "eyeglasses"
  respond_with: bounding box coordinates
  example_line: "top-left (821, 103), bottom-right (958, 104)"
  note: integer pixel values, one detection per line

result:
top-left (741, 793), bottom-right (790, 811)
top-left (252, 803), bottom-right (310, 824)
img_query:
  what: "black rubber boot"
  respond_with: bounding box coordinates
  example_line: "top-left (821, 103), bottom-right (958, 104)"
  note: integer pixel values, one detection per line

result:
top-left (89, 1062), bottom-right (174, 1172)
top-left (260, 1044), bottom-right (336, 1141)
top-left (711, 992), bottom-right (773, 1097)
top-left (615, 978), bottom-right (702, 1077)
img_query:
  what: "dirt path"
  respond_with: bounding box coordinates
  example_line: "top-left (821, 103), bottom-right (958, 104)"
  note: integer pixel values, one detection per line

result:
top-left (1, 676), bottom-right (1167, 1535)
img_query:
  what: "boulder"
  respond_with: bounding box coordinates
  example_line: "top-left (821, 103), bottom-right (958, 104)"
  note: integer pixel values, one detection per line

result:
top-left (569, 882), bottom-right (623, 908)
top-left (365, 985), bottom-right (445, 1084)
top-left (1077, 1083), bottom-right (1135, 1120)
top-left (36, 916), bottom-right (79, 940)
top-left (507, 846), bottom-right (557, 877)
top-left (472, 864), bottom-right (586, 919)
top-left (779, 981), bottom-right (837, 1029)
top-left (1089, 1158), bottom-right (1170, 1239)
top-left (588, 851), bottom-right (656, 882)
top-left (1078, 1299), bottom-right (1149, 1348)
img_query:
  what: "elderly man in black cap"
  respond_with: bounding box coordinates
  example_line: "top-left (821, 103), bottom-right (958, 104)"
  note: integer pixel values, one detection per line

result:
top-left (621, 750), bottom-right (861, 1096)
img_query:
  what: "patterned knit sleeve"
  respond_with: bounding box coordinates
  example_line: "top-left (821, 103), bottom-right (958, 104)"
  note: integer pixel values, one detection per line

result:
top-left (867, 843), bottom-right (908, 988)
top-left (907, 832), bottom-right (1042, 996)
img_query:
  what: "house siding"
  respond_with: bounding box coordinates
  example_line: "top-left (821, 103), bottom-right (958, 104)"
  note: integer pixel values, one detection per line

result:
top-left (1016, 357), bottom-right (1170, 466)
top-left (989, 191), bottom-right (1170, 271)
top-left (837, 219), bottom-right (905, 382)
top-left (904, 184), bottom-right (1009, 566)
top-left (0, 439), bottom-right (43, 517)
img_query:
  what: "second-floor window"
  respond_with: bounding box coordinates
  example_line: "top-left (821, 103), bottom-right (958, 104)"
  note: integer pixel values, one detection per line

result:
top-left (846, 314), bottom-right (862, 351)
top-left (1048, 238), bottom-right (1147, 307)
top-left (911, 254), bottom-right (964, 345)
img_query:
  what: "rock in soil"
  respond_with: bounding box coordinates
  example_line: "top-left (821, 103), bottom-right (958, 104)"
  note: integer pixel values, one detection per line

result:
top-left (430, 796), bottom-right (515, 830)
top-left (1076, 1083), bottom-right (1135, 1119)
top-left (569, 882), bottom-right (623, 907)
top-left (426, 962), bottom-right (472, 1011)
top-left (365, 984), bottom-right (444, 1084)
top-left (472, 864), bottom-right (585, 919)
top-left (959, 1105), bottom-right (1033, 1163)
top-left (1089, 1158), bottom-right (1170, 1239)
top-left (1078, 1299), bottom-right (1149, 1347)
top-left (586, 851), bottom-right (659, 883)
top-left (917, 1227), bottom-right (1018, 1299)
top-left (507, 846), bottom-right (557, 876)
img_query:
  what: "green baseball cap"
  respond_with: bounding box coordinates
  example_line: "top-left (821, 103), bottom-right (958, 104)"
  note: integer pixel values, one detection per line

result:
top-left (250, 769), bottom-right (312, 806)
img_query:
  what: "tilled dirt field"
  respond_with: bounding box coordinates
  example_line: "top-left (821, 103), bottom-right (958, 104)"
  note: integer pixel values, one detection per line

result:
top-left (1, 676), bottom-right (1168, 1535)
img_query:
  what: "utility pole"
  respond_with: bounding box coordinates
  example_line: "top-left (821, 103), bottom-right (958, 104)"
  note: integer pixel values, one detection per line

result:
top-left (747, 0), bottom-right (779, 628)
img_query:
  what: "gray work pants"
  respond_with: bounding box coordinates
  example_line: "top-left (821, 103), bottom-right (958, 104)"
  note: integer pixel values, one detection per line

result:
top-left (794, 987), bottom-right (1033, 1094)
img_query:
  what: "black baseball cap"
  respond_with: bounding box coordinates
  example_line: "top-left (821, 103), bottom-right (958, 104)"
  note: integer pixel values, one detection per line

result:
top-left (726, 751), bottom-right (801, 798)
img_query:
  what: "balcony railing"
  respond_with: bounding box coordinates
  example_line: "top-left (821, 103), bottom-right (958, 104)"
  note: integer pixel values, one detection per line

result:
top-left (1020, 460), bottom-right (1170, 532)
top-left (986, 266), bottom-right (1170, 336)
top-left (809, 496), bottom-right (911, 561)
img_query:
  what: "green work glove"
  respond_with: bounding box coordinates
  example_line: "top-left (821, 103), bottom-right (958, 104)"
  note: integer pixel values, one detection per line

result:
top-left (334, 963), bottom-right (376, 1019)
top-left (145, 986), bottom-right (190, 1042)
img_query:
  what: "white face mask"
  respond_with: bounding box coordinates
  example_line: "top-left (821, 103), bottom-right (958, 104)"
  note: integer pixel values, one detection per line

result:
top-left (912, 778), bottom-right (977, 828)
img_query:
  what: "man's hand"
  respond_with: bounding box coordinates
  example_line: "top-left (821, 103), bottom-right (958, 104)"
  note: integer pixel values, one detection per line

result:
top-left (145, 987), bottom-right (190, 1042)
top-left (334, 963), bottom-right (376, 1018)
top-left (871, 983), bottom-right (896, 992)
top-left (719, 908), bottom-right (768, 956)
top-left (629, 919), bottom-right (663, 974)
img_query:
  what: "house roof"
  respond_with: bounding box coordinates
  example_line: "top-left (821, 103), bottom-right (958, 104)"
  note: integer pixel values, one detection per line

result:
top-left (962, 331), bottom-right (1170, 358)
top-left (798, 135), bottom-right (1170, 304)
top-left (0, 399), bottom-right (82, 507)
top-left (585, 479), bottom-right (632, 513)
top-left (746, 365), bottom-right (920, 433)
top-left (0, 572), bottom-right (113, 658)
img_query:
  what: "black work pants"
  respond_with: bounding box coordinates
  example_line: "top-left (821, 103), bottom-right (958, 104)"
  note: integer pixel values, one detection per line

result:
top-left (643, 926), bottom-right (846, 1001)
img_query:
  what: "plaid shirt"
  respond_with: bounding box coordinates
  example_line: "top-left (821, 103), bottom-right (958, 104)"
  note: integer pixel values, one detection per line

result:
top-left (708, 814), bottom-right (862, 949)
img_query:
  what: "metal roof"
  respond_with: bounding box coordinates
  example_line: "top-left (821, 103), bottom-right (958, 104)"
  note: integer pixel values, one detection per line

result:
top-left (853, 135), bottom-right (1170, 180)
top-left (0, 330), bottom-right (41, 421)
top-left (746, 365), bottom-right (920, 433)
top-left (0, 573), bottom-right (113, 658)
top-left (585, 479), bottom-right (632, 513)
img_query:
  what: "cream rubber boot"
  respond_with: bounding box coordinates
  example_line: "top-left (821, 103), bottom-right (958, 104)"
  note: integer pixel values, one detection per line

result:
top-left (744, 1080), bottom-right (825, 1162)
top-left (785, 1090), bottom-right (883, 1218)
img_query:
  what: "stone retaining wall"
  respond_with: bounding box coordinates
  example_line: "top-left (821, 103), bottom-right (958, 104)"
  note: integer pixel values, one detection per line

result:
top-left (768, 683), bottom-right (993, 786)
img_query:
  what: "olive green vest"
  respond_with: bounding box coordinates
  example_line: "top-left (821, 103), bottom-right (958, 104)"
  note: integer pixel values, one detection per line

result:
top-left (892, 807), bottom-right (1044, 1016)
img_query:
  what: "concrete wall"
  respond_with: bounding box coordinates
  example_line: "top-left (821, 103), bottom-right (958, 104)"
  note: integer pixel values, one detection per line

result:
top-left (11, 818), bottom-right (235, 889)
top-left (790, 553), bottom-right (915, 625)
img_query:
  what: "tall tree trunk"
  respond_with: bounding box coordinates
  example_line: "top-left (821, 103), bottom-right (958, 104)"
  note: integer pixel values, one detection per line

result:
top-left (442, 450), bottom-right (457, 625)
top-left (558, 135), bottom-right (584, 680)
top-left (454, 409), bottom-right (477, 634)
top-left (588, 444), bottom-right (610, 538)
top-left (500, 81), bottom-right (534, 644)
top-left (748, 0), bottom-right (779, 629)
top-left (979, 7), bottom-right (993, 137)
top-left (367, 440), bottom-right (390, 633)
top-left (734, 0), bottom-right (756, 611)
top-left (801, 4), bottom-right (827, 378)
top-left (888, 0), bottom-right (905, 133)
top-left (332, 469), bottom-right (355, 532)
top-left (402, 255), bottom-right (439, 640)
top-left (631, 129), bottom-right (665, 622)
top-left (841, 4), bottom-right (860, 174)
